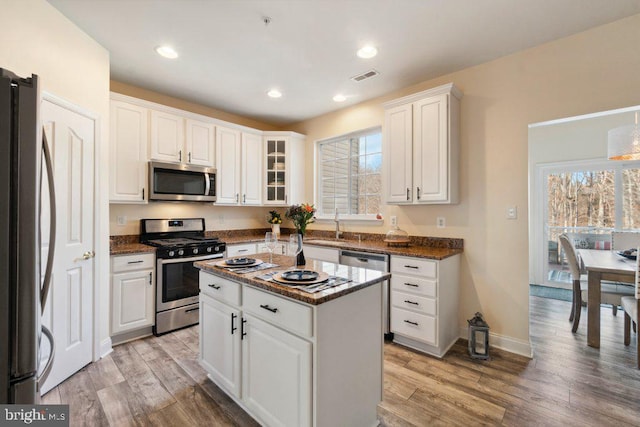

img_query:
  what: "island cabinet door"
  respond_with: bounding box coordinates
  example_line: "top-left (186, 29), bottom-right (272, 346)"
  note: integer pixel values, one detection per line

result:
top-left (241, 314), bottom-right (312, 427)
top-left (199, 294), bottom-right (241, 398)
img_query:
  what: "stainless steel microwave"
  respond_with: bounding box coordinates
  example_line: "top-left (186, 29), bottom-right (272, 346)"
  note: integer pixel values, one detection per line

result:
top-left (149, 161), bottom-right (216, 202)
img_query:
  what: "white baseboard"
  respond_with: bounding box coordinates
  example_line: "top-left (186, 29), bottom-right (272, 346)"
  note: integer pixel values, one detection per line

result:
top-left (99, 337), bottom-right (113, 358)
top-left (458, 327), bottom-right (532, 358)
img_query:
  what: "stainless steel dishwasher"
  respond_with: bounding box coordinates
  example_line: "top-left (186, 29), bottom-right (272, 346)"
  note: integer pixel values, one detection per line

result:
top-left (339, 250), bottom-right (392, 339)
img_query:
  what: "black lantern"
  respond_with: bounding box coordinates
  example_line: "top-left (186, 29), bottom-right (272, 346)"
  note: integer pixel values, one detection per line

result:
top-left (467, 312), bottom-right (490, 360)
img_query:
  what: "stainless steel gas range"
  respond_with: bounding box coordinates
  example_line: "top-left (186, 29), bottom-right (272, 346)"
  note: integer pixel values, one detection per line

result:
top-left (140, 218), bottom-right (225, 335)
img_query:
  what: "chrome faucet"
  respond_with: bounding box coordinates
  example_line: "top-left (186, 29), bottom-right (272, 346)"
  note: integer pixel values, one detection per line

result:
top-left (335, 208), bottom-right (342, 239)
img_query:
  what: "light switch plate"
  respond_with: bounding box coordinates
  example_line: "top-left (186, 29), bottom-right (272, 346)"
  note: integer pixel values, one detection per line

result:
top-left (507, 206), bottom-right (517, 220)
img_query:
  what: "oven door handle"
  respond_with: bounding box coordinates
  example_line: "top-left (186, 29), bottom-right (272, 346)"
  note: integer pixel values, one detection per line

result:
top-left (158, 254), bottom-right (224, 265)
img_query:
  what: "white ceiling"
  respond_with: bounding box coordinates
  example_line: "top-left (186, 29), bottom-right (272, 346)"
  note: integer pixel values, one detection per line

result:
top-left (48, 0), bottom-right (640, 126)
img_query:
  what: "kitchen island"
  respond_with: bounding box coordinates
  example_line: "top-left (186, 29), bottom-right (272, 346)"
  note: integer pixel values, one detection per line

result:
top-left (195, 253), bottom-right (390, 427)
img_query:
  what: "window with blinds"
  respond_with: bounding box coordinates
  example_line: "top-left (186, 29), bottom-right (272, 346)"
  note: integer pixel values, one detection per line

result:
top-left (317, 128), bottom-right (382, 217)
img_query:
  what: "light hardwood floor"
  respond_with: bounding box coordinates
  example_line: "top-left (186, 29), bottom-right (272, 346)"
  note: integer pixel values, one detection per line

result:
top-left (43, 296), bottom-right (640, 426)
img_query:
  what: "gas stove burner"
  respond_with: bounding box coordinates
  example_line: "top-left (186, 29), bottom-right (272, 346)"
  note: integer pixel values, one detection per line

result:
top-left (146, 237), bottom-right (221, 247)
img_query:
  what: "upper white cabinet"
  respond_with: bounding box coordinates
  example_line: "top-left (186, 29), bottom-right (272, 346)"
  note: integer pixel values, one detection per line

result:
top-left (263, 132), bottom-right (305, 206)
top-left (216, 128), bottom-right (263, 205)
top-left (383, 83), bottom-right (462, 204)
top-left (150, 111), bottom-right (215, 167)
top-left (110, 100), bottom-right (149, 203)
top-left (150, 110), bottom-right (185, 163)
top-left (186, 119), bottom-right (215, 166)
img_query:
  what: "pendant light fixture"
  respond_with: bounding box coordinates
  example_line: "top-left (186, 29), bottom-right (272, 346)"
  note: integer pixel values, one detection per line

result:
top-left (608, 111), bottom-right (640, 160)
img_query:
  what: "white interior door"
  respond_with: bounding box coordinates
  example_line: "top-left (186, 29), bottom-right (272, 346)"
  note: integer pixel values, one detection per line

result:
top-left (40, 98), bottom-right (95, 394)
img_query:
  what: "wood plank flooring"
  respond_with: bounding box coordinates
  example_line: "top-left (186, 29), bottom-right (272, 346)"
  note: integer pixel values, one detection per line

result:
top-left (43, 296), bottom-right (640, 426)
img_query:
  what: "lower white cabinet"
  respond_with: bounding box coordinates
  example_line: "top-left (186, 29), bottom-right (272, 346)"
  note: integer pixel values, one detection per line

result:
top-left (200, 293), bottom-right (241, 397)
top-left (242, 313), bottom-right (312, 427)
top-left (110, 253), bottom-right (155, 336)
top-left (390, 254), bottom-right (460, 357)
top-left (302, 245), bottom-right (339, 263)
top-left (199, 270), bottom-right (382, 427)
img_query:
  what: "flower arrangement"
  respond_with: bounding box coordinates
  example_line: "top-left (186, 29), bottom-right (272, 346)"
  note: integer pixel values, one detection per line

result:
top-left (285, 203), bottom-right (316, 235)
top-left (267, 210), bottom-right (282, 225)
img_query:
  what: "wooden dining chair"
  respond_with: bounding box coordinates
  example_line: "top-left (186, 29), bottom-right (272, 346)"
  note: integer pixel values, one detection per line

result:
top-left (621, 251), bottom-right (640, 369)
top-left (558, 234), bottom-right (633, 333)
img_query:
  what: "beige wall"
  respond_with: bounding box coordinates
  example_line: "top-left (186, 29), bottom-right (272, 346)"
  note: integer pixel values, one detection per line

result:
top-left (111, 80), bottom-right (281, 131)
top-left (0, 1), bottom-right (111, 351)
top-left (289, 14), bottom-right (640, 352)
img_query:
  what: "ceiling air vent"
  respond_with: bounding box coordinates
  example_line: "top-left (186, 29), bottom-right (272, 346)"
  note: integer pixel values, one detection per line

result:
top-left (350, 69), bottom-right (379, 82)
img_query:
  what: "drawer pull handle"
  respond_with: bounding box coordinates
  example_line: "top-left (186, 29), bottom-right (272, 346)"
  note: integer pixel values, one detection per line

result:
top-left (260, 304), bottom-right (278, 313)
top-left (241, 317), bottom-right (247, 339)
top-left (404, 265), bottom-right (419, 269)
top-left (208, 284), bottom-right (221, 290)
top-left (185, 307), bottom-right (199, 314)
top-left (238, 249), bottom-right (248, 253)
top-left (127, 260), bottom-right (144, 264)
top-left (231, 313), bottom-right (237, 335)
top-left (404, 282), bottom-right (419, 287)
top-left (404, 320), bottom-right (419, 326)
top-left (357, 258), bottom-right (369, 263)
top-left (404, 300), bottom-right (419, 305)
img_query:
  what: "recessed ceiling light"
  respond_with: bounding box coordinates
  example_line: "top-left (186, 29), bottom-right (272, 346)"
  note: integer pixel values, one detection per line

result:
top-left (155, 45), bottom-right (178, 59)
top-left (333, 94), bottom-right (346, 102)
top-left (357, 45), bottom-right (377, 59)
top-left (267, 89), bottom-right (282, 98)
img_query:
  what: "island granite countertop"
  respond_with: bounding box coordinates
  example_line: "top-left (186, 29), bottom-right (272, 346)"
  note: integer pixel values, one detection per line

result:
top-left (195, 253), bottom-right (390, 305)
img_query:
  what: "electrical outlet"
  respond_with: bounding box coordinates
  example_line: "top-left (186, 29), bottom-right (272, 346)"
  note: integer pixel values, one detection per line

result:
top-left (390, 216), bottom-right (397, 227)
top-left (437, 217), bottom-right (446, 228)
top-left (506, 206), bottom-right (517, 220)
top-left (218, 214), bottom-right (225, 224)
top-left (116, 215), bottom-right (126, 226)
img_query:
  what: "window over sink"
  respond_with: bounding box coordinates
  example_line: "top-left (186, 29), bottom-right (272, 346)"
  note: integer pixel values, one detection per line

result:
top-left (316, 127), bottom-right (382, 219)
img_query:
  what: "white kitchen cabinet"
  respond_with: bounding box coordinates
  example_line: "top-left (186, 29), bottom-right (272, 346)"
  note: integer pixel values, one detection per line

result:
top-left (109, 100), bottom-right (148, 203)
top-left (150, 110), bottom-right (185, 163)
top-left (390, 254), bottom-right (459, 357)
top-left (241, 132), bottom-right (263, 205)
top-left (200, 292), bottom-right (241, 397)
top-left (110, 253), bottom-right (155, 335)
top-left (256, 242), bottom-right (287, 256)
top-left (186, 118), bottom-right (215, 166)
top-left (225, 243), bottom-right (256, 257)
top-left (242, 313), bottom-right (312, 427)
top-left (216, 128), bottom-right (263, 205)
top-left (150, 112), bottom-right (216, 167)
top-left (383, 83), bottom-right (462, 204)
top-left (263, 132), bottom-right (305, 206)
top-left (302, 245), bottom-right (340, 263)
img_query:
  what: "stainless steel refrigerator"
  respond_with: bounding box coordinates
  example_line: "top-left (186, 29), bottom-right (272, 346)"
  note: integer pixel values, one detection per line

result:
top-left (0, 68), bottom-right (56, 403)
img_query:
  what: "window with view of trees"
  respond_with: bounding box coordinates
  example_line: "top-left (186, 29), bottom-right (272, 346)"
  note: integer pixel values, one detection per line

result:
top-left (317, 128), bottom-right (382, 216)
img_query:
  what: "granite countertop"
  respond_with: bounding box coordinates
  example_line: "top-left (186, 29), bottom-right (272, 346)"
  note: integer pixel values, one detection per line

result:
top-left (110, 242), bottom-right (156, 256)
top-left (223, 230), bottom-right (463, 260)
top-left (195, 253), bottom-right (390, 305)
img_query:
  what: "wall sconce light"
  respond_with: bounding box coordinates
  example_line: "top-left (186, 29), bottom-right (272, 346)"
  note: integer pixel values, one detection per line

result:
top-left (467, 312), bottom-right (490, 360)
top-left (608, 112), bottom-right (640, 160)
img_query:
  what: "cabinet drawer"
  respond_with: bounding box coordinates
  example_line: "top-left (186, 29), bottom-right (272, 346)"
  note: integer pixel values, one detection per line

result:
top-left (256, 243), bottom-right (286, 255)
top-left (199, 272), bottom-right (241, 306)
top-left (391, 256), bottom-right (437, 278)
top-left (112, 253), bottom-right (155, 273)
top-left (390, 273), bottom-right (437, 298)
top-left (243, 286), bottom-right (313, 338)
top-left (391, 307), bottom-right (437, 346)
top-left (391, 290), bottom-right (436, 316)
top-left (226, 243), bottom-right (256, 258)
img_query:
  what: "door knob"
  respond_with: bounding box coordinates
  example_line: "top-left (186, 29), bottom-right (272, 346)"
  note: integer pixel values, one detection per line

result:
top-left (74, 251), bottom-right (95, 263)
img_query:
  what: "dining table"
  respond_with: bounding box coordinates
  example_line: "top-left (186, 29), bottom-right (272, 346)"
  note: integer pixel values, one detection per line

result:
top-left (577, 249), bottom-right (636, 348)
